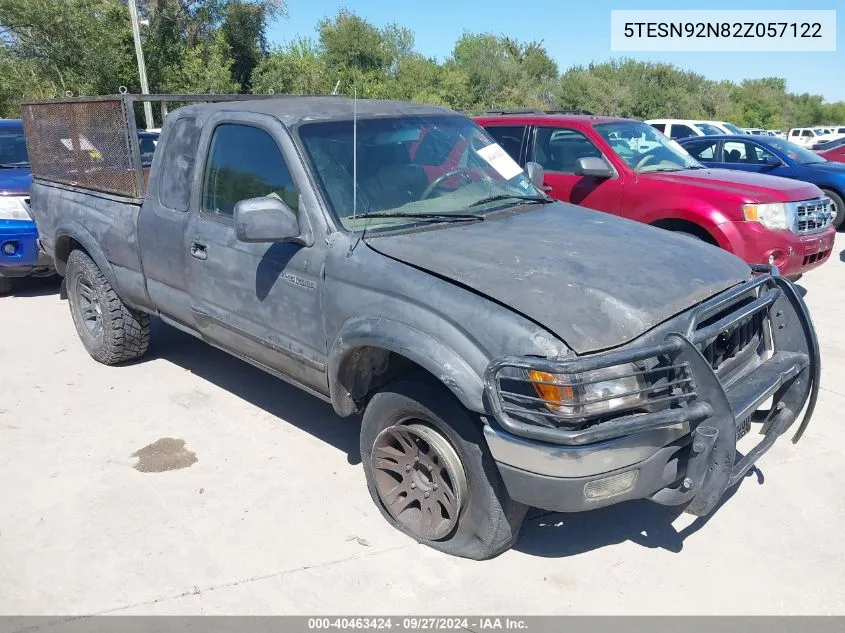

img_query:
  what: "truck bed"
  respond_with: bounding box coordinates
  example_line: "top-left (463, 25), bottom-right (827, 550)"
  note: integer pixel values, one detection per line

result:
top-left (29, 180), bottom-right (152, 311)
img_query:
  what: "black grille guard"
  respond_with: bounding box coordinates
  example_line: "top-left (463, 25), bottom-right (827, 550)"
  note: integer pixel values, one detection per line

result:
top-left (484, 271), bottom-right (820, 515)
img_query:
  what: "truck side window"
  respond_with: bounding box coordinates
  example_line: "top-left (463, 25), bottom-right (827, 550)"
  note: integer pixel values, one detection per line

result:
top-left (202, 124), bottom-right (299, 218)
top-left (532, 127), bottom-right (602, 174)
top-left (484, 126), bottom-right (526, 162)
top-left (158, 117), bottom-right (199, 212)
top-left (650, 123), bottom-right (665, 133)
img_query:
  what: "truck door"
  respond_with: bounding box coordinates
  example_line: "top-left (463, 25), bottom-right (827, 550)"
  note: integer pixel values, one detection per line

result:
top-left (529, 125), bottom-right (623, 214)
top-left (185, 115), bottom-right (328, 393)
top-left (137, 115), bottom-right (202, 328)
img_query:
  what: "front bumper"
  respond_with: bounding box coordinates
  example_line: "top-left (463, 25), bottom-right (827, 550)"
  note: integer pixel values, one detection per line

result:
top-left (483, 273), bottom-right (819, 514)
top-left (0, 220), bottom-right (53, 277)
top-left (715, 221), bottom-right (834, 276)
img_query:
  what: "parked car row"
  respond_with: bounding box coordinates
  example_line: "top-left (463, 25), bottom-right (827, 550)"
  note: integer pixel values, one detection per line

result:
top-left (645, 119), bottom-right (743, 139)
top-left (478, 111), bottom-right (836, 276)
top-left (0, 118), bottom-right (158, 294)
top-left (19, 94), bottom-right (823, 560)
top-left (788, 126), bottom-right (845, 148)
top-left (678, 134), bottom-right (845, 230)
top-left (643, 118), bottom-right (845, 148)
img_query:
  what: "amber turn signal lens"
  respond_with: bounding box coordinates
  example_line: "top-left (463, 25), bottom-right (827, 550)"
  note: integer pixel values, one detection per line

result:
top-left (528, 370), bottom-right (575, 407)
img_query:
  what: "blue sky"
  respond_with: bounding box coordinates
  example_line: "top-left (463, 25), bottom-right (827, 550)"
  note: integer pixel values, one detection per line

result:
top-left (266, 0), bottom-right (844, 102)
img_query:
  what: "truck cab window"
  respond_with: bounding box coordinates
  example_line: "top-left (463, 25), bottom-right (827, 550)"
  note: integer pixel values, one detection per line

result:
top-left (202, 124), bottom-right (299, 217)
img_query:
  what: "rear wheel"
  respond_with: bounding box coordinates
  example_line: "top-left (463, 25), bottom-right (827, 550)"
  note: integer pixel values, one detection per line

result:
top-left (66, 249), bottom-right (150, 364)
top-left (821, 189), bottom-right (844, 230)
top-left (361, 376), bottom-right (527, 560)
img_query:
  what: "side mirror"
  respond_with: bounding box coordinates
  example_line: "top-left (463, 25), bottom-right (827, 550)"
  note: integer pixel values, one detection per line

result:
top-left (233, 196), bottom-right (301, 243)
top-left (525, 161), bottom-right (545, 189)
top-left (763, 155), bottom-right (782, 167)
top-left (574, 156), bottom-right (615, 179)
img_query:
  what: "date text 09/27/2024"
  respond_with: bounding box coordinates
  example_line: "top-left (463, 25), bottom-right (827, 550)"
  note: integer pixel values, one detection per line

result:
top-left (307, 618), bottom-right (528, 630)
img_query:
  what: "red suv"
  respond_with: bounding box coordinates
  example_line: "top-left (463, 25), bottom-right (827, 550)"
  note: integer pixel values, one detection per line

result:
top-left (476, 112), bottom-right (835, 276)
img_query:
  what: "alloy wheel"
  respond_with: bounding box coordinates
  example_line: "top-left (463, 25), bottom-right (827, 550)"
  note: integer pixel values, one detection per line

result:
top-left (75, 274), bottom-right (103, 339)
top-left (371, 422), bottom-right (468, 541)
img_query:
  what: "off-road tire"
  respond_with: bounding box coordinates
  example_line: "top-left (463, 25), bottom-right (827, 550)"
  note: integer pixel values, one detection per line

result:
top-left (0, 277), bottom-right (12, 296)
top-left (66, 249), bottom-right (150, 365)
top-left (821, 189), bottom-right (844, 230)
top-left (361, 376), bottom-right (527, 560)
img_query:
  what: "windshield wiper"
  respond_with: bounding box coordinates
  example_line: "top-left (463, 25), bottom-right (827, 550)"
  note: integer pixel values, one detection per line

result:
top-left (355, 211), bottom-right (486, 223)
top-left (0, 162), bottom-right (29, 169)
top-left (468, 194), bottom-right (552, 208)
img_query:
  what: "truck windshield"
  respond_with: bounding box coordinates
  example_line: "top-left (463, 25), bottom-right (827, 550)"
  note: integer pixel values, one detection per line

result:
top-left (298, 114), bottom-right (541, 229)
top-left (594, 121), bottom-right (702, 173)
top-left (0, 127), bottom-right (29, 167)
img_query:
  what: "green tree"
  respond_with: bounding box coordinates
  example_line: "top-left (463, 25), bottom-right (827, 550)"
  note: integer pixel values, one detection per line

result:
top-left (0, 0), bottom-right (138, 98)
top-left (251, 38), bottom-right (331, 95)
top-left (160, 31), bottom-right (239, 93)
top-left (318, 9), bottom-right (387, 74)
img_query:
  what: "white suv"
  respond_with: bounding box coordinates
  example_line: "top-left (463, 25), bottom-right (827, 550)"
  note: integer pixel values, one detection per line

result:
top-left (645, 119), bottom-right (731, 139)
top-left (788, 128), bottom-right (840, 147)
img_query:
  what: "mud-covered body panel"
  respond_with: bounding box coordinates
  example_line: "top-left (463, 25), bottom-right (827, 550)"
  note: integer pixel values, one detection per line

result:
top-left (366, 203), bottom-right (750, 353)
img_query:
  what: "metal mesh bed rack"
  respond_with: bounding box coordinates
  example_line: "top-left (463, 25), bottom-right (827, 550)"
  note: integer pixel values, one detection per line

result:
top-left (19, 93), bottom-right (279, 200)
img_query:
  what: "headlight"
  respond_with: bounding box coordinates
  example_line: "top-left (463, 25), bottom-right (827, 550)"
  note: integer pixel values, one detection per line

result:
top-left (527, 363), bottom-right (646, 417)
top-left (742, 202), bottom-right (796, 231)
top-left (0, 196), bottom-right (32, 221)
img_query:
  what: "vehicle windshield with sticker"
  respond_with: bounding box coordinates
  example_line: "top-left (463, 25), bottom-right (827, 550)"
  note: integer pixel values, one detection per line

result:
top-left (298, 114), bottom-right (545, 229)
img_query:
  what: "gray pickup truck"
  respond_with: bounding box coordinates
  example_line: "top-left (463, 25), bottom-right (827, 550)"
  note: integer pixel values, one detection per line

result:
top-left (23, 94), bottom-right (819, 560)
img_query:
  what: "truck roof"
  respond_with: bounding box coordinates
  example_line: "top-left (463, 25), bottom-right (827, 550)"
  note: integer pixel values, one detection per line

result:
top-left (178, 96), bottom-right (452, 126)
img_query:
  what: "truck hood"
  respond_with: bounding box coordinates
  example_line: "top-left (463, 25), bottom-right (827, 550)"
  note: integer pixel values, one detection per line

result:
top-left (641, 168), bottom-right (821, 202)
top-left (0, 166), bottom-right (32, 196)
top-left (364, 203), bottom-right (751, 354)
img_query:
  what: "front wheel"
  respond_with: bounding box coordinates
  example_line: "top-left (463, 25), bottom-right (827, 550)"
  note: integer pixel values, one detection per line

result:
top-left (822, 189), bottom-right (844, 230)
top-left (0, 277), bottom-right (12, 296)
top-left (66, 249), bottom-right (150, 365)
top-left (360, 376), bottom-right (527, 560)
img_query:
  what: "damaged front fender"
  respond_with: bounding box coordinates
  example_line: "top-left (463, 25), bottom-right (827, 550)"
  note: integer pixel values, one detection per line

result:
top-left (328, 316), bottom-right (485, 417)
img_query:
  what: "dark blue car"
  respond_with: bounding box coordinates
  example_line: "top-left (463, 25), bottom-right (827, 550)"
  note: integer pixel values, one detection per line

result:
top-left (0, 119), bottom-right (53, 295)
top-left (679, 134), bottom-right (845, 230)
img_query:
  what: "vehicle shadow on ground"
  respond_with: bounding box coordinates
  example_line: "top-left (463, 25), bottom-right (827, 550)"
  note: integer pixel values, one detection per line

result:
top-left (1, 275), bottom-right (60, 298)
top-left (145, 318), bottom-right (362, 465)
top-left (141, 319), bottom-right (770, 559)
top-left (515, 466), bottom-right (763, 557)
